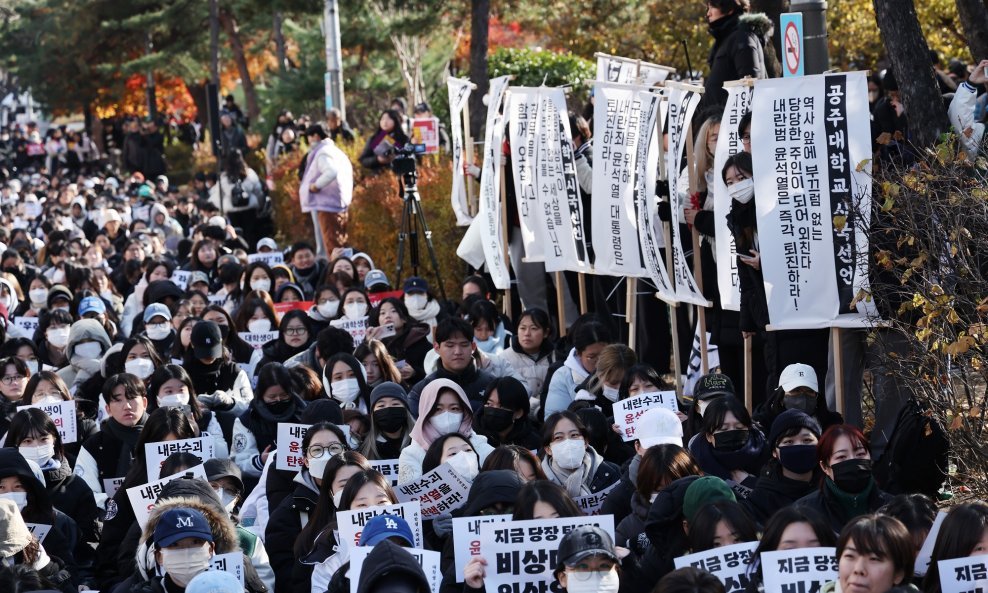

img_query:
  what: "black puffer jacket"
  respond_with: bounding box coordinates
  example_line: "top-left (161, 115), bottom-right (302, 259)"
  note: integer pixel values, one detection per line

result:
top-left (640, 475), bottom-right (703, 581)
top-left (701, 12), bottom-right (771, 112)
top-left (356, 540), bottom-right (430, 593)
top-left (742, 461), bottom-right (820, 525)
top-left (616, 492), bottom-right (653, 558)
top-left (265, 476), bottom-right (320, 593)
top-left (599, 455), bottom-right (639, 527)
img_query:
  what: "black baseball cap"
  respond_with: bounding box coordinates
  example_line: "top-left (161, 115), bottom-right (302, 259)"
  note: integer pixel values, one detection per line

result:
top-left (693, 373), bottom-right (736, 401)
top-left (191, 320), bottom-right (223, 360)
top-left (555, 525), bottom-right (618, 570)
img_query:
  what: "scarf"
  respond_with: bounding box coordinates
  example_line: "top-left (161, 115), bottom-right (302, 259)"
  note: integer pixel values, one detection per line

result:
top-left (103, 414), bottom-right (147, 477)
top-left (407, 298), bottom-right (441, 325)
top-left (563, 348), bottom-right (594, 402)
top-left (242, 397), bottom-right (303, 452)
top-left (541, 447), bottom-right (600, 498)
top-left (825, 476), bottom-right (875, 522)
top-left (689, 430), bottom-right (766, 480)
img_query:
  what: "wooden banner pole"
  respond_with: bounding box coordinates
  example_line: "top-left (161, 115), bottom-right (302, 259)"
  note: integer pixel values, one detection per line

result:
top-left (744, 334), bottom-right (753, 412)
top-left (685, 123), bottom-right (709, 374)
top-left (578, 273), bottom-right (588, 315)
top-left (499, 161), bottom-right (512, 321)
top-left (555, 271), bottom-right (567, 338)
top-left (663, 221), bottom-right (683, 400)
top-left (832, 326), bottom-right (845, 417)
top-left (626, 278), bottom-right (637, 350)
top-left (462, 100), bottom-right (477, 217)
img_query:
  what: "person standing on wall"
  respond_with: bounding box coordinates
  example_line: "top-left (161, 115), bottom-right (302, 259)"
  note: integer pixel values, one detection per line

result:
top-left (299, 123), bottom-right (354, 258)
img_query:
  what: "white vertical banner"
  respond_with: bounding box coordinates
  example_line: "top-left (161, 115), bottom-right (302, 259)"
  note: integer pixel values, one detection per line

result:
top-left (507, 87), bottom-right (545, 261)
top-left (447, 77), bottom-right (474, 226)
top-left (535, 88), bottom-right (589, 273)
top-left (634, 89), bottom-right (677, 301)
top-left (596, 53), bottom-right (675, 86)
top-left (713, 84), bottom-right (753, 312)
top-left (751, 73), bottom-right (875, 328)
top-left (591, 81), bottom-right (647, 278)
top-left (665, 83), bottom-right (708, 306)
top-left (477, 75), bottom-right (511, 290)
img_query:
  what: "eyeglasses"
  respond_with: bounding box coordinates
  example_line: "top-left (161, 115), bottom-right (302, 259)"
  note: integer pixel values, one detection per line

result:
top-left (307, 443), bottom-right (345, 458)
top-left (1, 375), bottom-right (26, 385)
top-left (566, 566), bottom-right (615, 580)
top-left (283, 326), bottom-right (308, 336)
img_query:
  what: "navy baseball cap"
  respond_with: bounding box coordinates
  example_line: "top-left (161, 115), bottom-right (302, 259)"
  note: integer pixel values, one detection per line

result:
top-left (153, 508), bottom-right (213, 548)
top-left (358, 514), bottom-right (414, 547)
top-left (78, 296), bottom-right (106, 317)
top-left (402, 276), bottom-right (428, 294)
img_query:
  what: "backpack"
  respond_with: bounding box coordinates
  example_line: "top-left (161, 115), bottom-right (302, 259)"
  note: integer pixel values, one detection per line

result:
top-left (873, 397), bottom-right (949, 498)
top-left (230, 178), bottom-right (249, 208)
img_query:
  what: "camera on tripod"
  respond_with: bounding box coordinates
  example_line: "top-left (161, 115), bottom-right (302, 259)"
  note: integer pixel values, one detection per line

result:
top-left (390, 143), bottom-right (426, 178)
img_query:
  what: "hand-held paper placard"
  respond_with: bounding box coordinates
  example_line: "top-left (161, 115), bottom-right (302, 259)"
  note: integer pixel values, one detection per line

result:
top-left (674, 541), bottom-right (759, 593)
top-left (761, 547), bottom-right (838, 593)
top-left (237, 331), bottom-right (279, 350)
top-left (25, 523), bottom-right (51, 544)
top-left (17, 400), bottom-right (78, 444)
top-left (275, 423), bottom-right (311, 471)
top-left (915, 511), bottom-right (947, 577)
top-left (368, 459), bottom-right (401, 487)
top-left (246, 251), bottom-right (284, 266)
top-left (144, 437), bottom-right (214, 481)
top-left (329, 316), bottom-right (369, 346)
top-left (336, 502), bottom-right (424, 553)
top-left (452, 514), bottom-right (511, 582)
top-left (127, 464), bottom-right (208, 528)
top-left (507, 87), bottom-right (546, 262)
top-left (447, 77), bottom-right (474, 227)
top-left (616, 390), bottom-right (679, 441)
top-left (396, 463), bottom-right (471, 519)
top-left (938, 553), bottom-right (988, 593)
top-left (349, 547), bottom-right (441, 593)
top-left (572, 482), bottom-right (619, 515)
top-left (209, 552), bottom-right (245, 587)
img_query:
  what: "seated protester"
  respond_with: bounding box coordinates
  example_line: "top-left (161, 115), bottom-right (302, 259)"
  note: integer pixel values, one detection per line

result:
top-left (754, 363), bottom-right (843, 436)
top-left (183, 320), bottom-right (253, 415)
top-left (0, 498), bottom-right (75, 593)
top-left (55, 318), bottom-right (111, 394)
top-left (370, 297), bottom-right (431, 385)
top-left (687, 395), bottom-right (768, 499)
top-left (337, 287), bottom-right (370, 322)
top-left (0, 449), bottom-right (80, 588)
top-left (141, 303), bottom-right (176, 359)
top-left (322, 352), bottom-right (372, 413)
top-left (685, 500), bottom-right (759, 553)
top-left (746, 506), bottom-right (836, 593)
top-left (171, 316), bottom-right (200, 362)
top-left (685, 373), bottom-right (736, 441)
top-left (656, 568), bottom-right (727, 593)
top-left (287, 243), bottom-right (325, 301)
top-left (275, 282), bottom-right (305, 304)
top-left (408, 318), bottom-right (496, 416)
top-left (354, 541), bottom-right (430, 593)
top-left (285, 325), bottom-right (354, 375)
top-left (543, 320), bottom-right (612, 417)
top-left (205, 457), bottom-right (246, 517)
top-left (540, 411), bottom-right (620, 498)
top-left (744, 409), bottom-right (823, 524)
top-left (496, 307), bottom-right (558, 411)
top-left (343, 409), bottom-right (368, 450)
top-left (512, 480), bottom-right (583, 520)
top-left (306, 284), bottom-right (341, 335)
top-left (354, 339), bottom-right (402, 389)
top-left (796, 424), bottom-right (892, 536)
top-left (251, 310), bottom-right (315, 375)
top-left (328, 256), bottom-right (357, 287)
top-left (118, 335), bottom-right (166, 384)
top-left (948, 60), bottom-right (987, 162)
top-left (0, 356), bottom-right (30, 435)
top-left (821, 514), bottom-right (916, 593)
top-left (119, 260), bottom-right (173, 338)
top-left (398, 378), bottom-right (494, 485)
top-left (77, 294), bottom-right (118, 342)
top-left (402, 276), bottom-right (443, 333)
top-left (231, 363), bottom-right (307, 478)
top-left (324, 513), bottom-right (416, 593)
top-left (578, 344), bottom-right (638, 419)
top-left (270, 264), bottom-right (295, 294)
top-left (20, 371), bottom-right (98, 464)
top-left (148, 364), bottom-right (229, 457)
top-left (350, 253), bottom-right (374, 283)
top-left (235, 294), bottom-right (278, 334)
top-left (922, 502), bottom-right (988, 593)
top-left (74, 371), bottom-right (149, 509)
top-left (468, 298), bottom-right (510, 356)
top-left (15, 275), bottom-right (51, 319)
top-left (2, 337), bottom-right (41, 377)
top-left (360, 382), bottom-right (415, 461)
top-left (6, 409), bottom-right (99, 582)
top-left (482, 445), bottom-right (547, 483)
top-left (133, 507), bottom-right (218, 593)
top-left (473, 376), bottom-right (541, 449)
top-left (202, 305), bottom-right (254, 365)
top-left (35, 309), bottom-right (74, 370)
top-left (876, 493), bottom-right (936, 557)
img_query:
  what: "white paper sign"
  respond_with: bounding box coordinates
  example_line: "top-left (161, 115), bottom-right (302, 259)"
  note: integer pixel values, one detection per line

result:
top-left (674, 541), bottom-right (759, 593)
top-left (368, 459), bottom-right (401, 487)
top-left (596, 54), bottom-right (674, 86)
top-left (12, 316), bottom-right (39, 336)
top-left (337, 502), bottom-right (423, 552)
top-left (208, 553), bottom-right (245, 587)
top-left (275, 422), bottom-right (310, 471)
top-left (170, 270), bottom-right (191, 290)
top-left (915, 511), bottom-right (947, 577)
top-left (329, 316), bottom-right (368, 346)
top-left (614, 390), bottom-right (679, 442)
top-left (572, 482), bottom-right (620, 515)
top-left (713, 85), bottom-right (752, 312)
top-left (102, 477), bottom-right (125, 499)
top-left (127, 464), bottom-right (208, 528)
top-left (25, 523), bottom-right (51, 543)
top-left (507, 87), bottom-right (545, 262)
top-left (762, 547), bottom-right (838, 593)
top-left (479, 515), bottom-right (615, 591)
top-left (246, 251), bottom-right (284, 266)
top-left (144, 437), bottom-right (214, 481)
top-left (18, 400), bottom-right (78, 444)
top-left (938, 554), bottom-right (988, 593)
top-left (237, 331), bottom-right (279, 350)
top-left (350, 547), bottom-right (440, 593)
top-left (447, 77), bottom-right (474, 227)
top-left (396, 463), bottom-right (471, 519)
top-left (452, 514), bottom-right (510, 582)
top-left (477, 75), bottom-right (511, 290)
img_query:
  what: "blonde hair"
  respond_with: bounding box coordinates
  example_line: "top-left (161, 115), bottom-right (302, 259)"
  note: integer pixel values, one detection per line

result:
top-left (588, 344), bottom-right (638, 392)
top-left (694, 116), bottom-right (721, 193)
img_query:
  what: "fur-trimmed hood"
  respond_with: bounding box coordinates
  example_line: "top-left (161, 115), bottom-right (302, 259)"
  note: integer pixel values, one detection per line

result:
top-left (739, 12), bottom-right (774, 40)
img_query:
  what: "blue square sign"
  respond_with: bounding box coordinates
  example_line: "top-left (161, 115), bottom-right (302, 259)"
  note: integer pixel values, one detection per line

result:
top-left (780, 13), bottom-right (804, 77)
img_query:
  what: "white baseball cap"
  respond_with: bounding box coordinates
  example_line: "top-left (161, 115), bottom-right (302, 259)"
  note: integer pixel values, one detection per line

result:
top-left (635, 407), bottom-right (683, 449)
top-left (778, 363), bottom-right (818, 392)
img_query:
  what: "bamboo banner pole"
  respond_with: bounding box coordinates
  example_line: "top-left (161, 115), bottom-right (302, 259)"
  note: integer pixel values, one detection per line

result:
top-left (556, 272), bottom-right (567, 338)
top-left (578, 273), bottom-right (588, 315)
top-left (462, 100), bottom-right (477, 217)
top-left (663, 221), bottom-right (683, 400)
top-left (685, 123), bottom-right (709, 374)
top-left (832, 326), bottom-right (845, 417)
top-left (744, 334), bottom-right (753, 412)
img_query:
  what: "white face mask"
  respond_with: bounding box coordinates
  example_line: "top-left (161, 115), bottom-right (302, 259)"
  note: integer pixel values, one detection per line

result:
top-left (309, 454), bottom-right (331, 482)
top-left (330, 378), bottom-right (360, 404)
top-left (214, 487), bottom-right (238, 513)
top-left (332, 488), bottom-right (344, 509)
top-left (28, 288), bottom-right (48, 305)
top-left (47, 327), bottom-right (70, 348)
top-left (404, 294), bottom-right (427, 310)
top-left (19, 443), bottom-right (55, 466)
top-left (250, 278), bottom-right (271, 293)
top-left (727, 178), bottom-right (755, 204)
top-left (0, 491), bottom-right (27, 511)
top-left (429, 411), bottom-right (463, 436)
top-left (446, 451), bottom-right (479, 482)
top-left (566, 569), bottom-right (620, 593)
top-left (35, 395), bottom-right (62, 406)
top-left (344, 302), bottom-right (368, 319)
top-left (146, 323), bottom-right (171, 341)
top-left (158, 391), bottom-right (190, 408)
top-left (125, 357), bottom-right (155, 380)
top-left (160, 544), bottom-right (212, 587)
top-left (74, 341), bottom-right (103, 360)
top-left (25, 360), bottom-right (39, 376)
top-left (551, 438), bottom-right (586, 470)
top-left (317, 300), bottom-right (339, 319)
top-left (602, 385), bottom-right (620, 402)
top-left (248, 318), bottom-right (272, 334)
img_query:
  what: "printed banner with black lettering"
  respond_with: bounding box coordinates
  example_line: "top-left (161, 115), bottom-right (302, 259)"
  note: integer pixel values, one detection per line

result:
top-left (572, 482), bottom-right (619, 515)
top-left (396, 463), bottom-right (471, 519)
top-left (938, 553), bottom-right (988, 593)
top-left (452, 514), bottom-right (511, 582)
top-left (535, 88), bottom-right (589, 273)
top-left (246, 251), bottom-right (284, 266)
top-left (337, 502), bottom-right (423, 552)
top-left (507, 87), bottom-right (545, 262)
top-left (238, 331), bottom-right (279, 350)
top-left (762, 547), bottom-right (838, 593)
top-left (369, 459), bottom-right (401, 487)
top-left (713, 84), bottom-right (753, 311)
top-left (665, 82), bottom-right (708, 306)
top-left (685, 329), bottom-right (720, 397)
top-left (596, 53), bottom-right (675, 86)
top-left (751, 73), bottom-right (875, 329)
top-left (591, 81), bottom-right (647, 278)
top-left (18, 400), bottom-right (77, 443)
top-left (448, 77), bottom-right (474, 226)
top-left (477, 75), bottom-right (511, 289)
top-left (674, 541), bottom-right (758, 593)
top-left (329, 316), bottom-right (368, 345)
top-left (916, 511), bottom-right (947, 577)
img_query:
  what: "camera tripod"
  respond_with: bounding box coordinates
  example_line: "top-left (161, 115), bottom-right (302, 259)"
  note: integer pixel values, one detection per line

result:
top-left (395, 168), bottom-right (447, 302)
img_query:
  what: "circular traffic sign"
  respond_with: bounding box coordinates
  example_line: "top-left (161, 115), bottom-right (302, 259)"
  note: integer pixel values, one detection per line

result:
top-left (785, 21), bottom-right (801, 75)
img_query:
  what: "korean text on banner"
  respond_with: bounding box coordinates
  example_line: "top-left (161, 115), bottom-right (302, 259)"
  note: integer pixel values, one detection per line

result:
top-left (915, 511), bottom-right (947, 577)
top-left (596, 54), bottom-right (674, 86)
top-left (337, 502), bottom-right (424, 552)
top-left (616, 390), bottom-right (679, 441)
top-left (329, 316), bottom-right (368, 345)
top-left (447, 77), bottom-right (474, 226)
top-left (209, 553), bottom-right (245, 587)
top-left (18, 400), bottom-right (77, 444)
top-left (572, 481), bottom-right (619, 515)
top-left (412, 118), bottom-right (441, 154)
top-left (479, 515), bottom-right (615, 592)
top-left (369, 459), bottom-right (401, 487)
top-left (350, 547), bottom-right (441, 593)
top-left (634, 88), bottom-right (677, 302)
top-left (507, 87), bottom-right (545, 262)
top-left (750, 73), bottom-right (875, 329)
top-left (762, 547), bottom-right (838, 593)
top-left (25, 523), bottom-right (51, 544)
top-left (238, 331), bottom-right (279, 350)
top-left (144, 437), bottom-right (214, 481)
top-left (128, 464), bottom-right (208, 528)
top-left (275, 423), bottom-right (311, 471)
top-left (937, 553), bottom-right (988, 593)
top-left (452, 514), bottom-right (511, 582)
top-left (535, 88), bottom-right (589, 273)
top-left (477, 75), bottom-right (511, 290)
top-left (396, 463), bottom-right (471, 519)
top-left (246, 251), bottom-right (284, 266)
top-left (713, 85), bottom-right (753, 311)
top-left (591, 82), bottom-right (647, 278)
top-left (674, 541), bottom-right (759, 593)
top-left (665, 83), bottom-right (708, 306)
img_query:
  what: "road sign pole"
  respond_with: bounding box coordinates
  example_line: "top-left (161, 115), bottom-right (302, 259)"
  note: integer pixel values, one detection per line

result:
top-left (789, 0), bottom-right (830, 75)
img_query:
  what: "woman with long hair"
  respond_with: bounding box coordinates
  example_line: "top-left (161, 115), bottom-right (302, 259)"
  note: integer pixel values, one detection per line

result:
top-left (357, 110), bottom-right (409, 172)
top-left (359, 382), bottom-right (415, 461)
top-left (210, 149), bottom-right (264, 248)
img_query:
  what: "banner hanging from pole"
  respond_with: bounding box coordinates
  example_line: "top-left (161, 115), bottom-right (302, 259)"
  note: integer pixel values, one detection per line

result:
top-left (477, 75), bottom-right (511, 290)
top-left (596, 53), bottom-right (675, 86)
top-left (750, 73), bottom-right (875, 329)
top-left (507, 87), bottom-right (545, 262)
top-left (665, 83), bottom-right (708, 306)
top-left (447, 77), bottom-right (474, 227)
top-left (713, 83), bottom-right (753, 312)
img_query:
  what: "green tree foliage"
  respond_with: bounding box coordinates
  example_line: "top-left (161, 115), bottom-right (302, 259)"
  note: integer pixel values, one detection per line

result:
top-left (488, 48), bottom-right (595, 89)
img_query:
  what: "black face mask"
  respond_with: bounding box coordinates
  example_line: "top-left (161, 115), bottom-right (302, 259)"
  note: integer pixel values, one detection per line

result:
top-left (373, 407), bottom-right (407, 433)
top-left (267, 399), bottom-right (293, 416)
top-left (830, 458), bottom-right (873, 493)
top-left (784, 393), bottom-right (817, 414)
top-left (480, 407), bottom-right (515, 433)
top-left (713, 428), bottom-right (749, 451)
top-left (215, 323), bottom-right (231, 340)
top-left (778, 444), bottom-right (819, 474)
